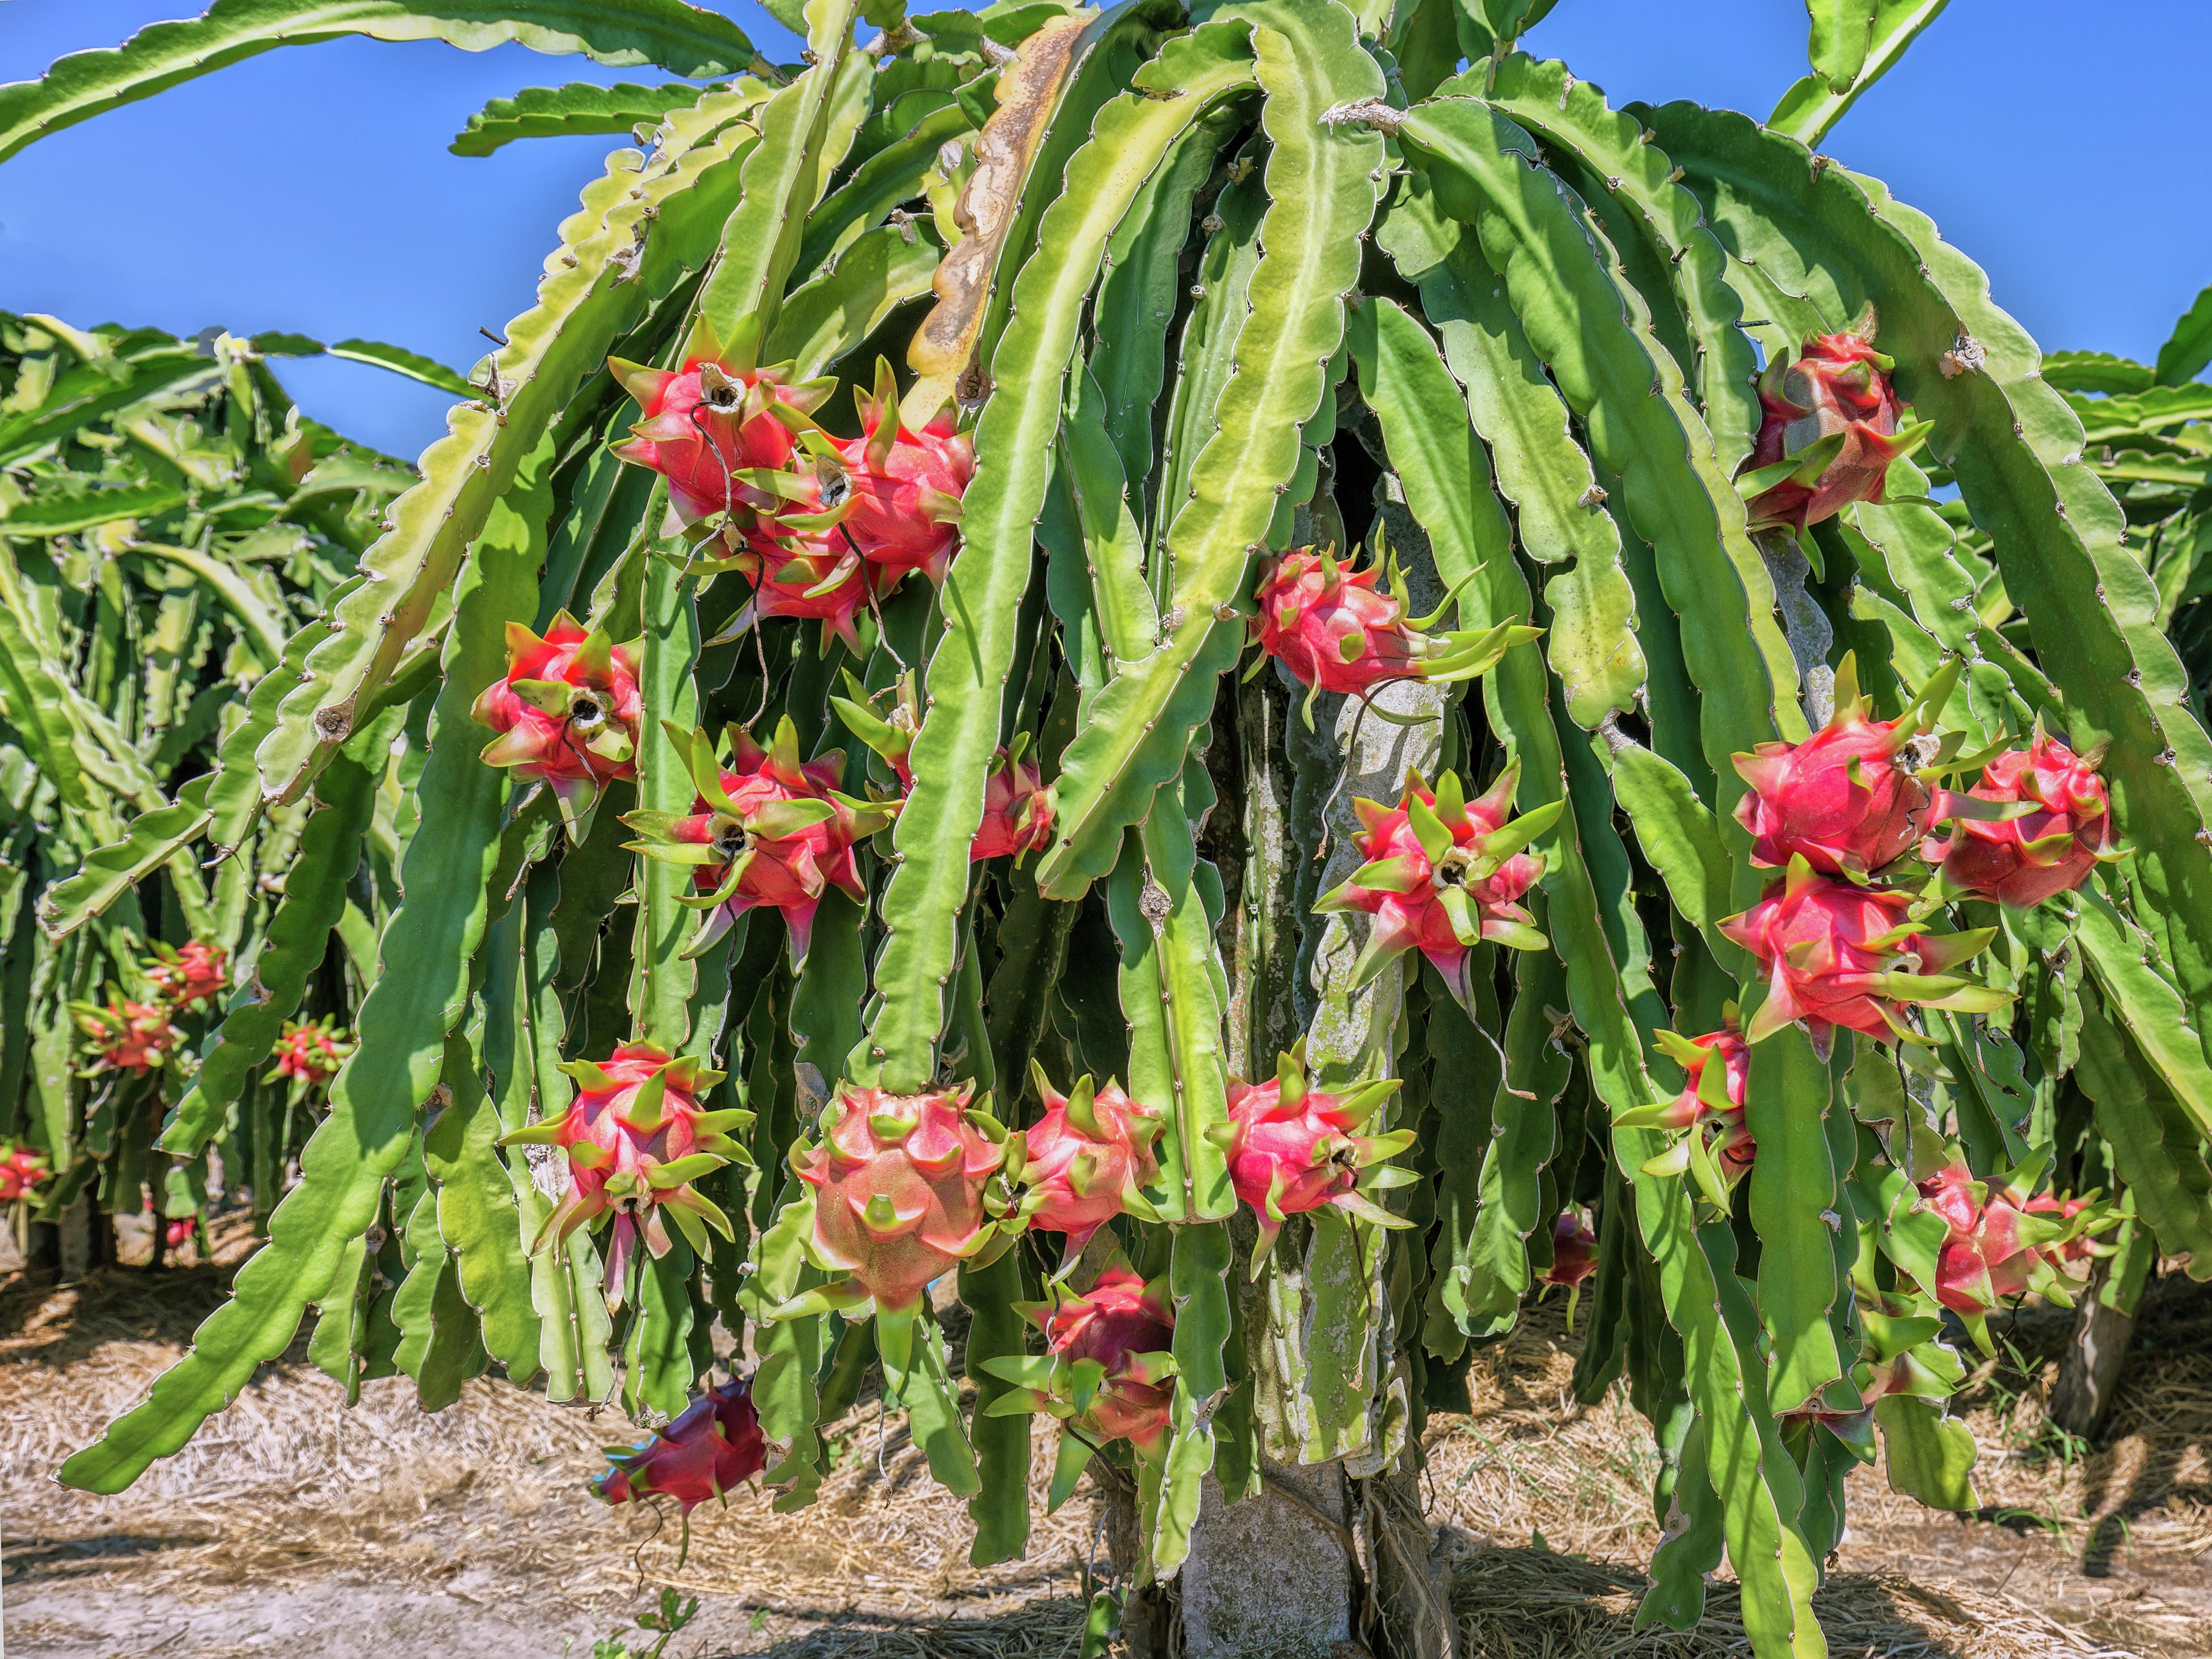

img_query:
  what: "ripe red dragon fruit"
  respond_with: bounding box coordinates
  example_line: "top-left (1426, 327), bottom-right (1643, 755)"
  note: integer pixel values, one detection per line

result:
top-left (267, 1017), bottom-right (353, 1087)
top-left (829, 361), bottom-right (972, 582)
top-left (626, 719), bottom-right (893, 966)
top-left (1916, 1154), bottom-right (2107, 1350)
top-left (1737, 318), bottom-right (1931, 533)
top-left (774, 1082), bottom-right (1017, 1382)
top-left (1733, 656), bottom-right (1954, 876)
top-left (164, 1217), bottom-right (197, 1252)
top-left (1314, 763), bottom-right (1557, 1009)
top-left (500, 1043), bottom-right (749, 1305)
top-left (832, 677), bottom-right (1052, 863)
top-left (1720, 858), bottom-right (2009, 1057)
top-left (607, 318), bottom-right (833, 529)
top-left (983, 1259), bottom-right (1176, 1505)
top-left (594, 1375), bottom-right (767, 1511)
top-left (70, 997), bottom-right (180, 1075)
top-left (2025, 1192), bottom-right (2108, 1267)
top-left (0, 1143), bottom-right (49, 1203)
top-left (1778, 1295), bottom-right (1966, 1460)
top-left (470, 610), bottom-right (643, 831)
top-left (1017, 1063), bottom-right (1166, 1268)
top-left (1208, 1048), bottom-right (1416, 1271)
top-left (1923, 727), bottom-right (2122, 907)
top-left (1250, 547), bottom-right (1536, 715)
top-left (146, 941), bottom-right (227, 1010)
top-left (1618, 1023), bottom-right (1756, 1208)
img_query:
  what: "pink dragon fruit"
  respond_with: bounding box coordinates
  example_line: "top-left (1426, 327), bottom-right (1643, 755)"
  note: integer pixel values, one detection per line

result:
top-left (1208, 1048), bottom-right (1416, 1270)
top-left (1923, 727), bottom-right (2122, 907)
top-left (721, 467), bottom-right (894, 653)
top-left (625, 719), bottom-right (894, 966)
top-left (831, 677), bottom-right (1052, 863)
top-left (267, 1017), bottom-right (353, 1087)
top-left (607, 319), bottom-right (833, 529)
top-left (829, 362), bottom-right (972, 582)
top-left (1737, 320), bottom-right (1930, 533)
top-left (1618, 1022), bottom-right (1757, 1207)
top-left (70, 998), bottom-right (180, 1075)
top-left (983, 1260), bottom-right (1177, 1505)
top-left (146, 941), bottom-right (227, 1010)
top-left (1733, 656), bottom-right (1954, 876)
top-left (2025, 1192), bottom-right (2107, 1268)
top-left (774, 1082), bottom-right (1018, 1382)
top-left (1916, 1155), bottom-right (2108, 1350)
top-left (1720, 859), bottom-right (2008, 1057)
top-left (500, 1042), bottom-right (749, 1305)
top-left (593, 1375), bottom-right (767, 1512)
top-left (1250, 547), bottom-right (1536, 714)
top-left (0, 1143), bottom-right (49, 1203)
top-left (1016, 1064), bottom-right (1166, 1268)
top-left (1314, 763), bottom-right (1557, 1008)
top-left (470, 611), bottom-right (643, 830)
top-left (164, 1217), bottom-right (196, 1252)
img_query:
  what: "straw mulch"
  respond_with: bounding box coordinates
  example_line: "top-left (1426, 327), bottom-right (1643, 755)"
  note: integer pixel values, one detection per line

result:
top-left (2, 1217), bottom-right (2205, 1658)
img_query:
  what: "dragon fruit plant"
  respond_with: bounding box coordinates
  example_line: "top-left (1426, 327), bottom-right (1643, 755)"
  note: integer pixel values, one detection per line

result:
top-left (37, 6), bottom-right (2212, 1658)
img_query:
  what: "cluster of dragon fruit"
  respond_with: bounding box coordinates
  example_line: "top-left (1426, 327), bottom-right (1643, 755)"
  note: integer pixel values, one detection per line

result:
top-left (471, 328), bottom-right (2129, 1524)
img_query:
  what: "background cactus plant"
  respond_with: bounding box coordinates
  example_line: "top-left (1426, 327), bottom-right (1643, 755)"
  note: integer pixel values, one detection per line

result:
top-left (9, 2), bottom-right (2211, 1656)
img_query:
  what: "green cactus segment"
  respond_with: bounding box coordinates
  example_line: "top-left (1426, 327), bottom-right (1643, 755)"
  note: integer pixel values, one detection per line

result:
top-left (696, 0), bottom-right (863, 345)
top-left (253, 91), bottom-right (760, 806)
top-left (450, 80), bottom-right (719, 158)
top-left (1769, 0), bottom-right (1953, 149)
top-left (740, 1184), bottom-right (833, 1510)
top-left (1419, 964), bottom-right (1501, 1359)
top-left (1462, 942), bottom-right (1572, 1335)
top-left (425, 1025), bottom-right (543, 1385)
top-left (855, 28), bottom-right (1258, 1088)
top-left (1742, 1032), bottom-right (1845, 1415)
top-left (1610, 741), bottom-right (1736, 969)
top-left (2076, 999), bottom-right (2212, 1273)
top-left (1061, 372), bottom-right (1164, 689)
top-left (393, 1175), bottom-right (489, 1409)
top-left (960, 1246), bottom-right (1031, 1567)
top-left (790, 888), bottom-right (868, 1088)
top-left (1399, 97), bottom-right (1804, 783)
top-left (0, 0), bottom-right (765, 167)
top-left (792, 69), bottom-right (989, 280)
top-left (34, 786), bottom-right (212, 942)
top-left (56, 394), bottom-right (544, 1493)
top-left (1141, 783), bottom-right (1236, 1219)
top-left (2072, 889), bottom-right (2212, 1141)
top-left (1037, 7), bottom-right (1386, 898)
top-left (903, 1314), bottom-right (983, 1498)
top-left (631, 551), bottom-right (700, 1050)
top-left (1654, 106), bottom-right (2212, 1020)
top-left (1153, 1219), bottom-right (1234, 1573)
top-left (155, 715), bottom-right (390, 1158)
top-left (770, 225), bottom-right (947, 382)
top-left (1470, 54), bottom-right (1760, 465)
top-left (624, 1242), bottom-right (697, 1419)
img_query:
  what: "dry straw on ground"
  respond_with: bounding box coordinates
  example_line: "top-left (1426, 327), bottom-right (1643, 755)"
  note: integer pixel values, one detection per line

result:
top-left (2, 1219), bottom-right (2205, 1657)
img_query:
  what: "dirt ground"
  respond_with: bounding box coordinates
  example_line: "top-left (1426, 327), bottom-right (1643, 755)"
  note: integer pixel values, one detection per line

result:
top-left (3, 1219), bottom-right (2206, 1659)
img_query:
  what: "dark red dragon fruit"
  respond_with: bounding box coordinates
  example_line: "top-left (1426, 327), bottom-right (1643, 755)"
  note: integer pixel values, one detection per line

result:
top-left (772, 1082), bottom-right (1018, 1383)
top-left (1923, 727), bottom-right (2122, 908)
top-left (471, 610), bottom-right (643, 831)
top-left (832, 676), bottom-right (1052, 863)
top-left (70, 997), bottom-right (180, 1075)
top-left (593, 1376), bottom-right (767, 1557)
top-left (1250, 547), bottom-right (1537, 715)
top-left (983, 1259), bottom-right (1177, 1505)
top-left (1733, 656), bottom-right (1955, 876)
top-left (829, 361), bottom-right (972, 583)
top-left (1720, 858), bottom-right (2008, 1057)
top-left (608, 318), bottom-right (834, 529)
top-left (1737, 318), bottom-right (1931, 533)
top-left (1314, 763), bottom-right (1557, 1008)
top-left (1916, 1154), bottom-right (2110, 1351)
top-left (626, 718), bottom-right (893, 966)
top-left (1618, 1022), bottom-right (1756, 1208)
top-left (1017, 1063), bottom-right (1166, 1269)
top-left (267, 1016), bottom-right (353, 1088)
top-left (146, 941), bottom-right (227, 1010)
top-left (0, 1142), bottom-right (49, 1203)
top-left (500, 1043), bottom-right (749, 1305)
top-left (1208, 1047), bottom-right (1416, 1271)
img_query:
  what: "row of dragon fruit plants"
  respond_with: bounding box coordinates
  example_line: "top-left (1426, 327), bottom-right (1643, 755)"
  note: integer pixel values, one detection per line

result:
top-left (3, 1), bottom-right (2209, 1654)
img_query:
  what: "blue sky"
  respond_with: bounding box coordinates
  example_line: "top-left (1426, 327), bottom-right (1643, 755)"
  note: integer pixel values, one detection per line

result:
top-left (4, 1), bottom-right (2207, 459)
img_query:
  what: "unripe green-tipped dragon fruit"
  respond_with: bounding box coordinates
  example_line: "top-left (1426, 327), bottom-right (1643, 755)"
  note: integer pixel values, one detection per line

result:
top-left (470, 610), bottom-right (643, 834)
top-left (1736, 315), bottom-right (1932, 533)
top-left (982, 1257), bottom-right (1177, 1509)
top-left (1016, 1061), bottom-right (1166, 1272)
top-left (624, 717), bottom-right (894, 966)
top-left (1617, 1020), bottom-right (1756, 1210)
top-left (1208, 1047), bottom-right (1417, 1273)
top-left (500, 1042), bottom-right (750, 1306)
top-left (145, 940), bottom-right (226, 1011)
top-left (829, 358), bottom-right (972, 584)
top-left (1720, 856), bottom-right (2010, 1057)
top-left (1314, 762), bottom-right (1558, 1011)
top-left (771, 1081), bottom-right (1018, 1384)
top-left (70, 997), bottom-right (180, 1076)
top-left (1924, 724), bottom-right (2124, 907)
top-left (1733, 655), bottom-right (1954, 876)
top-left (1249, 546), bottom-right (1538, 725)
